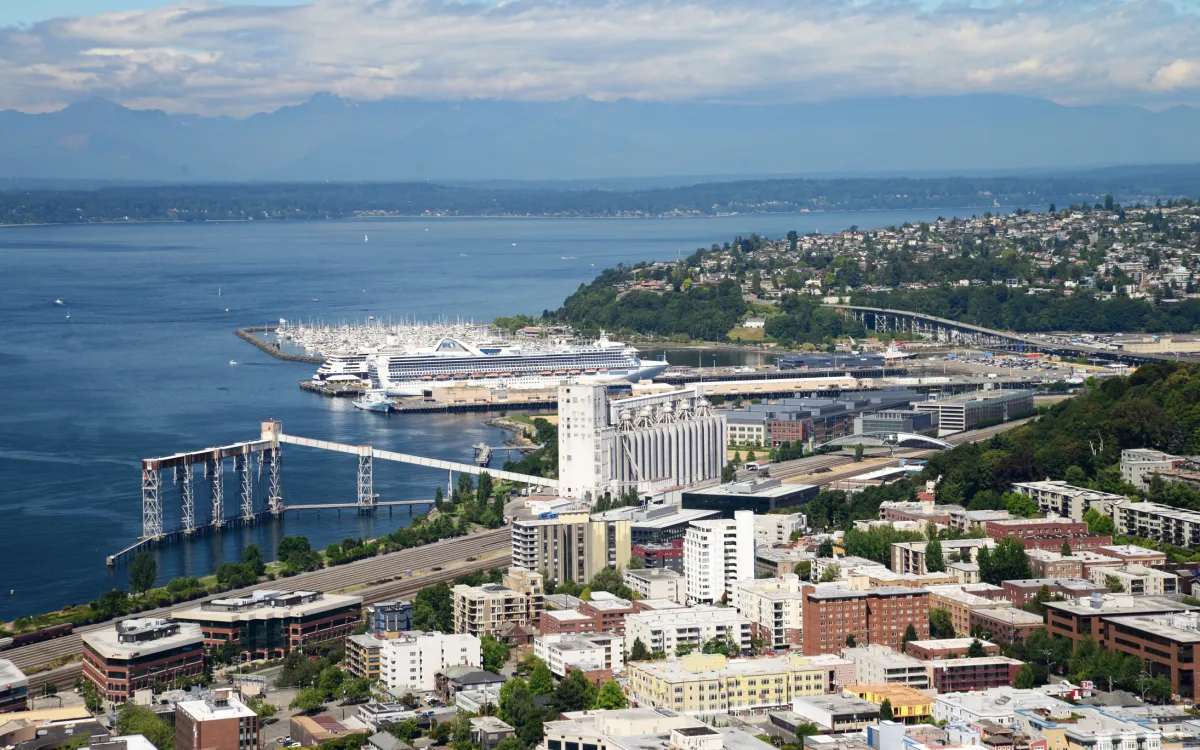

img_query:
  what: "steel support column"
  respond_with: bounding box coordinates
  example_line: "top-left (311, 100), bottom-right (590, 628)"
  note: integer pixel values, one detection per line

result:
top-left (236, 452), bottom-right (254, 521)
top-left (209, 456), bottom-right (225, 527)
top-left (142, 464), bottom-right (163, 539)
top-left (266, 447), bottom-right (283, 513)
top-left (176, 463), bottom-right (195, 534)
top-left (358, 448), bottom-right (376, 512)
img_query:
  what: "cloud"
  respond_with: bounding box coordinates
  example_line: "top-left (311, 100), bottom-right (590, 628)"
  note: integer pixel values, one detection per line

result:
top-left (0, 0), bottom-right (1199, 116)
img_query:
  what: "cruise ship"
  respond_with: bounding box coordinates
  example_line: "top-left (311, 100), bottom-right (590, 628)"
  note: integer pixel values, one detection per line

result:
top-left (312, 352), bottom-right (374, 382)
top-left (366, 335), bottom-right (669, 396)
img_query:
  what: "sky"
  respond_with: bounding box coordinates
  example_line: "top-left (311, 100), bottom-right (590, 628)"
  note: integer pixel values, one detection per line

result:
top-left (1, 0), bottom-right (1200, 117)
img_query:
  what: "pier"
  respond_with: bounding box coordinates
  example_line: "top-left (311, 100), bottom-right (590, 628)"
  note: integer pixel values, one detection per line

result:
top-left (121, 419), bottom-right (558, 562)
top-left (235, 327), bottom-right (324, 364)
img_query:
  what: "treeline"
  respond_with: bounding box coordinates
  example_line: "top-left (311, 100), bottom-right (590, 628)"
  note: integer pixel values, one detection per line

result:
top-left (854, 286), bottom-right (1200, 333)
top-left (4, 171), bottom-right (1200, 224)
top-left (553, 277), bottom-right (747, 341)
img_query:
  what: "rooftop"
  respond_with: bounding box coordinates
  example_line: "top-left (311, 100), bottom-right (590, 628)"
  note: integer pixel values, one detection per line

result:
top-left (933, 687), bottom-right (1071, 717)
top-left (845, 684), bottom-right (931, 706)
top-left (0, 659), bottom-right (27, 687)
top-left (970, 607), bottom-right (1044, 626)
top-left (1044, 594), bottom-right (1195, 617)
top-left (176, 691), bottom-right (257, 721)
top-left (807, 585), bottom-right (928, 602)
top-left (928, 656), bottom-right (1024, 669)
top-left (175, 590), bottom-right (361, 621)
top-left (544, 609), bottom-right (594, 623)
top-left (626, 605), bottom-right (746, 626)
top-left (630, 653), bottom-right (824, 681)
top-left (469, 717), bottom-right (514, 732)
top-left (625, 568), bottom-right (683, 582)
top-left (688, 480), bottom-right (818, 499)
top-left (906, 638), bottom-right (996, 651)
top-left (1097, 544), bottom-right (1165, 557)
top-left (1101, 612), bottom-right (1200, 643)
top-left (792, 693), bottom-right (880, 714)
top-left (83, 619), bottom-right (204, 659)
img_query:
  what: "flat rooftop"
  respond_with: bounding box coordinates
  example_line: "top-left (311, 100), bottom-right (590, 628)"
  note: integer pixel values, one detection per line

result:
top-left (971, 607), bottom-right (1044, 625)
top-left (1044, 595), bottom-right (1195, 617)
top-left (1098, 544), bottom-right (1164, 556)
top-left (1102, 612), bottom-right (1200, 643)
top-left (687, 482), bottom-right (818, 498)
top-left (634, 598), bottom-right (686, 611)
top-left (631, 509), bottom-right (721, 529)
top-left (176, 693), bottom-right (257, 721)
top-left (792, 694), bottom-right (879, 713)
top-left (906, 637), bottom-right (995, 651)
top-left (625, 568), bottom-right (683, 581)
top-left (174, 590), bottom-right (362, 622)
top-left (83, 620), bottom-right (204, 660)
top-left (631, 654), bottom-right (822, 681)
top-left (544, 609), bottom-right (594, 622)
top-left (0, 658), bottom-right (27, 687)
top-left (928, 656), bottom-right (1024, 669)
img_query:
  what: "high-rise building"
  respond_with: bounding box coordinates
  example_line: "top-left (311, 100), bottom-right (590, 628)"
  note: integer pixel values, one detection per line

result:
top-left (175, 689), bottom-right (260, 750)
top-left (558, 385), bottom-right (727, 501)
top-left (452, 569), bottom-right (544, 637)
top-left (510, 512), bottom-right (631, 584)
top-left (731, 574), bottom-right (805, 650)
top-left (800, 586), bottom-right (930, 655)
top-left (684, 510), bottom-right (755, 604)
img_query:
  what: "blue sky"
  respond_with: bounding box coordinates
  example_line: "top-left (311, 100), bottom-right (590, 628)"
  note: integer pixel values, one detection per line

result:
top-left (0, 0), bottom-right (1198, 116)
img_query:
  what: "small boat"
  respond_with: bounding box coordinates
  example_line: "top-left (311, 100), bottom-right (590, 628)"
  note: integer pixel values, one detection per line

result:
top-left (584, 369), bottom-right (597, 374)
top-left (54, 299), bottom-right (64, 305)
top-left (224, 307), bottom-right (229, 312)
top-left (453, 373), bottom-right (468, 379)
top-left (218, 286), bottom-right (222, 297)
top-left (554, 369), bottom-right (567, 375)
top-left (364, 234), bottom-right (369, 242)
top-left (419, 375), bottom-right (434, 381)
top-left (229, 360), bottom-right (238, 366)
top-left (568, 369), bottom-right (581, 375)
top-left (540, 370), bottom-right (553, 375)
top-left (65, 307), bottom-right (71, 320)
top-left (354, 389), bottom-right (390, 413)
top-left (279, 317), bottom-right (288, 325)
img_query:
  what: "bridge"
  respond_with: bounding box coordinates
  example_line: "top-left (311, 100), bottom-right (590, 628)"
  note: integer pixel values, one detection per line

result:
top-left (813, 431), bottom-right (955, 452)
top-left (827, 304), bottom-right (1182, 364)
top-left (139, 419), bottom-right (558, 541)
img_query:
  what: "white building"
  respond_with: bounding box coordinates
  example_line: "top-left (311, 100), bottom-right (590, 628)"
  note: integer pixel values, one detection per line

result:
top-left (380, 631), bottom-right (481, 693)
top-left (754, 513), bottom-right (807, 546)
top-left (1010, 480), bottom-right (1127, 522)
top-left (623, 568), bottom-right (686, 604)
top-left (685, 510), bottom-right (756, 604)
top-left (1120, 449), bottom-right (1183, 490)
top-left (730, 575), bottom-right (805, 651)
top-left (534, 633), bottom-right (624, 677)
top-left (624, 606), bottom-right (752, 656)
top-left (933, 687), bottom-right (1072, 727)
top-left (1089, 564), bottom-right (1179, 595)
top-left (842, 645), bottom-right (930, 688)
top-left (558, 385), bottom-right (727, 501)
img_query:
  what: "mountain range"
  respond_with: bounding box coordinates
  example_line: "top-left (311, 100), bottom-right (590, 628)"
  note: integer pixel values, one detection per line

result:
top-left (4, 94), bottom-right (1200, 183)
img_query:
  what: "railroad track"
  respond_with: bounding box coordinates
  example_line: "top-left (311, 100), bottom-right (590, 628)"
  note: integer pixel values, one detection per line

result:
top-left (6, 528), bottom-right (512, 673)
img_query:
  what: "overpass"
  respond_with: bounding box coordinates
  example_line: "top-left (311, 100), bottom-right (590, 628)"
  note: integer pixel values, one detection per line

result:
top-left (814, 431), bottom-right (955, 452)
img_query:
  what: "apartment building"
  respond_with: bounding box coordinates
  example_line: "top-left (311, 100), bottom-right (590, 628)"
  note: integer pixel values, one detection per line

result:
top-left (1089, 564), bottom-right (1179, 595)
top-left (926, 585), bottom-right (1010, 636)
top-left (1043, 594), bottom-right (1193, 646)
top-left (175, 689), bottom-right (260, 750)
top-left (890, 539), bottom-right (994, 574)
top-left (345, 634), bottom-right (386, 682)
top-left (380, 631), bottom-right (482, 693)
top-left (623, 606), bottom-right (752, 656)
top-left (927, 656), bottom-right (1023, 693)
top-left (540, 609), bottom-right (597, 636)
top-left (1001, 578), bottom-right (1107, 606)
top-left (171, 590), bottom-right (362, 660)
top-left (684, 510), bottom-right (755, 604)
top-left (968, 607), bottom-right (1045, 644)
top-left (624, 568), bottom-right (685, 604)
top-left (754, 514), bottom-right (807, 546)
top-left (843, 685), bottom-right (932, 724)
top-left (627, 652), bottom-right (827, 716)
top-left (1098, 610), bottom-right (1200, 699)
top-left (1095, 544), bottom-right (1167, 566)
top-left (1119, 448), bottom-right (1184, 490)
top-left (579, 593), bottom-right (637, 635)
top-left (82, 618), bottom-right (206, 703)
top-left (904, 638), bottom-right (1000, 661)
top-left (842, 645), bottom-right (929, 689)
top-left (510, 512), bottom-right (631, 585)
top-left (983, 517), bottom-right (1090, 541)
top-left (932, 687), bottom-right (1071, 727)
top-left (1112, 501), bottom-right (1200, 548)
top-left (534, 633), bottom-right (624, 678)
top-left (731, 575), bottom-right (805, 650)
top-left (366, 601), bottom-right (413, 636)
top-left (452, 569), bottom-right (544, 638)
top-left (1010, 481), bottom-right (1126, 522)
top-left (800, 586), bottom-right (930, 656)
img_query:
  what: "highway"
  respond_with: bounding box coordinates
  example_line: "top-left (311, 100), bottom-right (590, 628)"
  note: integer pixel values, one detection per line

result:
top-left (9, 528), bottom-right (513, 689)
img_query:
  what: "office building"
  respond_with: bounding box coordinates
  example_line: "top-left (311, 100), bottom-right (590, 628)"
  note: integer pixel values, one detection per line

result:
top-left (607, 505), bottom-right (723, 546)
top-left (452, 569), bottom-right (544, 638)
top-left (786, 694), bottom-right (881, 733)
top-left (558, 385), bottom-right (727, 501)
top-left (172, 590), bottom-right (362, 659)
top-left (366, 601), bottom-right (413, 636)
top-left (842, 645), bottom-right (929, 688)
top-left (682, 479), bottom-right (818, 516)
top-left (728, 411), bottom-right (768, 446)
top-left (904, 638), bottom-right (999, 661)
top-left (623, 568), bottom-right (685, 604)
top-left (913, 390), bottom-right (1032, 436)
top-left (510, 512), bottom-right (631, 584)
top-left (623, 606), bottom-right (751, 656)
top-left (731, 575), bottom-right (806, 650)
top-left (843, 685), bottom-right (931, 724)
top-left (932, 687), bottom-right (1071, 727)
top-left (891, 539), bottom-right (994, 575)
top-left (632, 540), bottom-right (684, 572)
top-left (82, 618), bottom-right (206, 703)
top-left (967, 608), bottom-right (1044, 645)
top-left (1044, 594), bottom-right (1194, 645)
top-left (1112, 501), bottom-right (1200, 548)
top-left (345, 634), bottom-right (386, 681)
top-left (927, 656), bottom-right (1023, 693)
top-left (0, 660), bottom-right (28, 713)
top-left (800, 586), bottom-right (930, 656)
top-left (175, 689), bottom-right (260, 750)
top-left (854, 410), bottom-right (937, 436)
top-left (1098, 610), bottom-right (1200, 699)
top-left (627, 652), bottom-right (826, 715)
top-left (534, 633), bottom-right (624, 678)
top-left (1010, 481), bottom-right (1127, 522)
top-left (380, 631), bottom-right (482, 693)
top-left (684, 510), bottom-right (755, 604)
top-left (755, 513), bottom-right (807, 546)
top-left (1120, 448), bottom-right (1185, 490)
top-left (1090, 564), bottom-right (1178, 595)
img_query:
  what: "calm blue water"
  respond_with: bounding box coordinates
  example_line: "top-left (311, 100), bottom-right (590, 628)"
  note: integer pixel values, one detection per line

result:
top-left (0, 209), bottom-right (976, 620)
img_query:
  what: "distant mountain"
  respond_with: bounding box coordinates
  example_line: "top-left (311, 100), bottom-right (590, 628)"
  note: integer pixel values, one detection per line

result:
top-left (3, 94), bottom-right (1200, 182)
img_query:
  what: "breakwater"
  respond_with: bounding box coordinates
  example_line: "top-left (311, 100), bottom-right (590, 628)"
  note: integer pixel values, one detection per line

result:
top-left (235, 326), bottom-right (324, 364)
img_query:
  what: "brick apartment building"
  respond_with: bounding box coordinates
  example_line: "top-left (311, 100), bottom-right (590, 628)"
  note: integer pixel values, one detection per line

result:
top-left (801, 586), bottom-right (929, 656)
top-left (928, 657), bottom-right (1023, 693)
top-left (175, 689), bottom-right (260, 750)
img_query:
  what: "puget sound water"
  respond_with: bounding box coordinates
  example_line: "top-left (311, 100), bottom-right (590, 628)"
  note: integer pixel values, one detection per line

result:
top-left (0, 208), bottom-right (977, 620)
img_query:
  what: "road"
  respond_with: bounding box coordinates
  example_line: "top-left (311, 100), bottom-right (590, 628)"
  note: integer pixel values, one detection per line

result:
top-left (9, 527), bottom-right (513, 689)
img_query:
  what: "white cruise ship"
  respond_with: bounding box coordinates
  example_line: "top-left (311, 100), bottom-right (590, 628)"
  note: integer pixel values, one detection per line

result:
top-left (312, 352), bottom-right (374, 382)
top-left (367, 335), bottom-right (668, 396)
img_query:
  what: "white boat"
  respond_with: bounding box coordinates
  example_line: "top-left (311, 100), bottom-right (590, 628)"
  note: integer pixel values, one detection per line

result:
top-left (312, 351), bottom-right (374, 382)
top-left (364, 234), bottom-right (369, 242)
top-left (353, 389), bottom-right (391, 413)
top-left (883, 345), bottom-right (915, 361)
top-left (229, 360), bottom-right (238, 366)
top-left (65, 306), bottom-right (71, 320)
top-left (54, 299), bottom-right (64, 306)
top-left (366, 334), bottom-right (669, 396)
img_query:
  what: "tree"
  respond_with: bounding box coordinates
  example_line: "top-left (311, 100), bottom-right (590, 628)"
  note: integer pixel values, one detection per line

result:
top-left (529, 662), bottom-right (555, 696)
top-left (554, 669), bottom-right (598, 713)
top-left (901, 624), bottom-right (918, 653)
top-left (481, 636), bottom-right (511, 673)
top-left (80, 680), bottom-right (102, 713)
top-left (845, 634), bottom-right (856, 648)
top-left (290, 687), bottom-right (327, 714)
top-left (389, 718), bottom-right (421, 742)
top-left (854, 444), bottom-right (864, 462)
top-left (213, 638), bottom-right (245, 666)
top-left (978, 537), bottom-right (1031, 586)
top-left (1015, 663), bottom-right (1037, 689)
top-left (796, 723), bottom-right (820, 740)
top-left (434, 486), bottom-right (444, 510)
top-left (1106, 574), bottom-right (1125, 593)
top-left (879, 699), bottom-right (894, 721)
top-left (930, 608), bottom-right (956, 639)
top-left (816, 539), bottom-right (834, 558)
top-left (1083, 507), bottom-right (1115, 535)
top-left (925, 539), bottom-right (945, 573)
top-left (1005, 493), bottom-right (1039, 518)
top-left (627, 555), bottom-right (645, 570)
top-left (629, 638), bottom-right (653, 662)
top-left (794, 561), bottom-right (812, 580)
top-left (245, 696), bottom-right (277, 719)
top-left (966, 638), bottom-right (987, 658)
top-left (129, 550), bottom-right (158, 594)
top-left (594, 680), bottom-right (628, 710)
top-left (721, 461), bottom-right (737, 483)
top-left (116, 705), bottom-right (175, 750)
top-left (242, 544), bottom-right (266, 576)
top-left (1061, 541), bottom-right (1072, 557)
top-left (819, 565), bottom-right (840, 583)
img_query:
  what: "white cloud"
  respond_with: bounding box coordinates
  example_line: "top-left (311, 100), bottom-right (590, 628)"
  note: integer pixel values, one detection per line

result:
top-left (0, 0), bottom-right (1198, 116)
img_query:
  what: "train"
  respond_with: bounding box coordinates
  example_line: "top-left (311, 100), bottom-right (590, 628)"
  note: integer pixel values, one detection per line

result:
top-left (0, 623), bottom-right (74, 651)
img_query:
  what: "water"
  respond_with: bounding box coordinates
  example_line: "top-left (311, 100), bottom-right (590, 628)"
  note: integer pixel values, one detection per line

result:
top-left (0, 208), bottom-right (974, 620)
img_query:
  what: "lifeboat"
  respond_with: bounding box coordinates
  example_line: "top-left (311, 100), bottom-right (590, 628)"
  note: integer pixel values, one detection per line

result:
top-left (540, 370), bottom-right (553, 375)
top-left (554, 369), bottom-right (567, 375)
top-left (485, 372), bottom-right (500, 378)
top-left (435, 374), bottom-right (451, 380)
top-left (499, 372), bottom-right (513, 377)
top-left (419, 375), bottom-right (434, 381)
top-left (584, 368), bottom-right (597, 374)
top-left (598, 368), bottom-right (609, 372)
top-left (472, 372), bottom-right (484, 378)
top-left (568, 369), bottom-right (581, 375)
top-left (453, 373), bottom-right (468, 379)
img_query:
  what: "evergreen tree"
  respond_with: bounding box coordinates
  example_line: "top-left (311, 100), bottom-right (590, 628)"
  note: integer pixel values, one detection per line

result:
top-left (594, 680), bottom-right (628, 710)
top-left (879, 699), bottom-right (894, 721)
top-left (630, 638), bottom-right (653, 661)
top-left (1061, 541), bottom-right (1072, 557)
top-left (528, 662), bottom-right (555, 696)
top-left (554, 670), bottom-right (598, 713)
top-left (1015, 663), bottom-right (1037, 689)
top-left (966, 638), bottom-right (987, 658)
top-left (129, 550), bottom-right (158, 594)
top-left (434, 486), bottom-right (444, 510)
top-left (901, 624), bottom-right (918, 653)
top-left (925, 539), bottom-right (945, 573)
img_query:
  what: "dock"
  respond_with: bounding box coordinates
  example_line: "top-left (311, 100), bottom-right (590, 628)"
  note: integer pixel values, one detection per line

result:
top-left (235, 326), bottom-right (324, 364)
